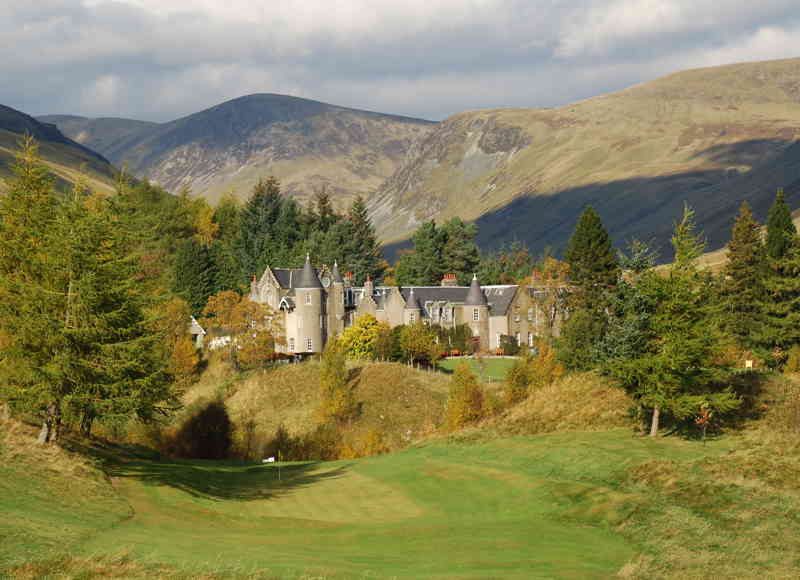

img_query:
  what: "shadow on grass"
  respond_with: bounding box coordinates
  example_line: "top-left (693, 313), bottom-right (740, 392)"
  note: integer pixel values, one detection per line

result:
top-left (70, 440), bottom-right (351, 502)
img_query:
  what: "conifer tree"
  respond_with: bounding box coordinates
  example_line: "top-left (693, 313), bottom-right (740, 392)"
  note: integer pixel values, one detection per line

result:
top-left (766, 188), bottom-right (796, 260)
top-left (173, 238), bottom-right (216, 314)
top-left (564, 206), bottom-right (619, 304)
top-left (609, 206), bottom-right (738, 436)
top-left (722, 201), bottom-right (765, 347)
top-left (0, 140), bottom-right (173, 439)
top-left (343, 196), bottom-right (385, 284)
top-left (395, 221), bottom-right (446, 285)
top-left (235, 177), bottom-right (284, 278)
top-left (441, 217), bottom-right (480, 285)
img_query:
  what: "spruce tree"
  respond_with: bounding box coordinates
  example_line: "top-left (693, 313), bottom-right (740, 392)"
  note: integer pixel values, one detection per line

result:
top-left (173, 239), bottom-right (216, 314)
top-left (441, 217), bottom-right (480, 285)
top-left (343, 196), bottom-right (384, 284)
top-left (722, 201), bottom-right (766, 347)
top-left (395, 221), bottom-right (445, 285)
top-left (564, 206), bottom-right (619, 303)
top-left (558, 206), bottom-right (619, 369)
top-left (235, 177), bottom-right (284, 278)
top-left (766, 188), bottom-right (796, 260)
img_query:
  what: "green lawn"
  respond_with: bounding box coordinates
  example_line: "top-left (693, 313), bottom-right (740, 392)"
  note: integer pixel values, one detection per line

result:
top-left (1, 429), bottom-right (736, 579)
top-left (437, 356), bottom-right (517, 381)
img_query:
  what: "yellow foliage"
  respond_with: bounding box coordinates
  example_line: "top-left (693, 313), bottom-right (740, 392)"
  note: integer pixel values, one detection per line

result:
top-left (446, 362), bottom-right (485, 431)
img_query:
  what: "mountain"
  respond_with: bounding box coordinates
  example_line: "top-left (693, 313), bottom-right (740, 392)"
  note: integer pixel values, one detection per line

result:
top-left (0, 105), bottom-right (116, 195)
top-left (372, 57), bottom-right (800, 261)
top-left (44, 94), bottom-right (435, 207)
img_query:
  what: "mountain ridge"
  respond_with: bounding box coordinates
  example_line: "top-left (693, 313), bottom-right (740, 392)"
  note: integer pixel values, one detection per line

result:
top-left (43, 93), bottom-right (436, 207)
top-left (370, 57), bottom-right (800, 260)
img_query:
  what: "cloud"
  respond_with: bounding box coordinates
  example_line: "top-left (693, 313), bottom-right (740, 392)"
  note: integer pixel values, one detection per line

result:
top-left (2, 0), bottom-right (800, 122)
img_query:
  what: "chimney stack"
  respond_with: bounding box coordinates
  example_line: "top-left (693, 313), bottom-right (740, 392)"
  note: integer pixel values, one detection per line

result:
top-left (441, 273), bottom-right (459, 287)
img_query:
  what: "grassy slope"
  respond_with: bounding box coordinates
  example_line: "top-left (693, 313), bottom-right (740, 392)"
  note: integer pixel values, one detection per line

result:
top-left (70, 431), bottom-right (731, 579)
top-left (4, 372), bottom-right (800, 579)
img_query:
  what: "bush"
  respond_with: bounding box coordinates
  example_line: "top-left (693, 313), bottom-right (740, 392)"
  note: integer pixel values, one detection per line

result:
top-left (446, 362), bottom-right (485, 431)
top-left (499, 335), bottom-right (520, 356)
top-left (504, 340), bottom-right (564, 404)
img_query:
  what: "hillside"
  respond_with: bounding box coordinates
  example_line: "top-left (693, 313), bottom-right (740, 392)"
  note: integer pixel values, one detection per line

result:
top-left (44, 94), bottom-right (435, 206)
top-left (372, 57), bottom-right (800, 261)
top-left (0, 105), bottom-right (116, 195)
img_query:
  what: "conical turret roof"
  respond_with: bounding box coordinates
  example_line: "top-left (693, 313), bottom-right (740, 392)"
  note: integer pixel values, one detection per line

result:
top-left (297, 254), bottom-right (323, 289)
top-left (406, 287), bottom-right (422, 310)
top-left (332, 260), bottom-right (343, 283)
top-left (464, 274), bottom-right (487, 306)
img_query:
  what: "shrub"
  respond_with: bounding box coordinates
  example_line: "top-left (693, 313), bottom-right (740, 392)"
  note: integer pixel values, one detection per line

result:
top-left (446, 362), bottom-right (485, 431)
top-left (168, 400), bottom-right (233, 459)
top-left (499, 334), bottom-right (520, 356)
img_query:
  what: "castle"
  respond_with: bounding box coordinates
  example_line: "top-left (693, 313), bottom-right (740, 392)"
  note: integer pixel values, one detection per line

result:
top-left (249, 254), bottom-right (568, 354)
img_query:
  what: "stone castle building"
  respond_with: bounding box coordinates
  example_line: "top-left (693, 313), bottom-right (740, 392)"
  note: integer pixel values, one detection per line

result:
top-left (249, 254), bottom-right (568, 355)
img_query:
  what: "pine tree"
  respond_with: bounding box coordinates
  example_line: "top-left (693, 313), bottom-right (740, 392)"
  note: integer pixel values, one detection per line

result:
top-left (766, 188), bottom-right (796, 260)
top-left (722, 201), bottom-right (766, 347)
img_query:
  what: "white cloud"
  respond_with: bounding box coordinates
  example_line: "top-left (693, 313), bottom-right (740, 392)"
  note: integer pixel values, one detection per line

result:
top-left (2, 1), bottom-right (800, 121)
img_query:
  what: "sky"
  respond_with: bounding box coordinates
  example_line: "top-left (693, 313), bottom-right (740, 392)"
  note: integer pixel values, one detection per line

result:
top-left (3, 0), bottom-right (800, 123)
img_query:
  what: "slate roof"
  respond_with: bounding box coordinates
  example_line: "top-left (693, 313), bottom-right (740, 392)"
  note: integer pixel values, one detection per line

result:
top-left (464, 275), bottom-right (488, 306)
top-left (392, 285), bottom-right (518, 317)
top-left (298, 255), bottom-right (323, 288)
top-left (272, 268), bottom-right (302, 289)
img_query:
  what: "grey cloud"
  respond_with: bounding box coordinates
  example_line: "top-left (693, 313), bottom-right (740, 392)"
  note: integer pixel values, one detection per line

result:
top-left (3, 0), bottom-right (800, 122)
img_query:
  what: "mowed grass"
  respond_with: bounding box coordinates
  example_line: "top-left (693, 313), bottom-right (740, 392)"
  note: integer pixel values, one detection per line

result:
top-left (59, 430), bottom-right (727, 579)
top-left (437, 357), bottom-right (517, 382)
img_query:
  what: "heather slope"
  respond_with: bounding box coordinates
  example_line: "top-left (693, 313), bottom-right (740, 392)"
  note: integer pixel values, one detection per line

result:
top-left (372, 57), bottom-right (800, 260)
top-left (45, 94), bottom-right (435, 206)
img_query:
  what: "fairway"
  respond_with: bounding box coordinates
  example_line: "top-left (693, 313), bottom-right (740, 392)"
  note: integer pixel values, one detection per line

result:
top-left (62, 430), bottom-right (728, 579)
top-left (437, 357), bottom-right (517, 381)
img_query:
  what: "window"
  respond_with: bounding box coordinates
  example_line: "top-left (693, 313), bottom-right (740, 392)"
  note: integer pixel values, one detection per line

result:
top-left (515, 332), bottom-right (521, 346)
top-left (473, 308), bottom-right (479, 321)
top-left (306, 338), bottom-right (313, 352)
top-left (305, 292), bottom-right (312, 305)
top-left (528, 333), bottom-right (533, 347)
top-left (320, 315), bottom-right (324, 328)
top-left (288, 337), bottom-right (295, 352)
top-left (527, 307), bottom-right (534, 322)
top-left (514, 309), bottom-right (520, 322)
top-left (409, 312), bottom-right (416, 324)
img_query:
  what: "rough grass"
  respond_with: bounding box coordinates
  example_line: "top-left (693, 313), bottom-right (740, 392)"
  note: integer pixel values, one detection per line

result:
top-left (493, 372), bottom-right (633, 436)
top-left (224, 360), bottom-right (447, 454)
top-left (0, 410), bottom-right (130, 571)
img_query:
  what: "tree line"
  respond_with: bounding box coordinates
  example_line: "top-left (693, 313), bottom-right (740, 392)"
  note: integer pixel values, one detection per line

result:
top-left (553, 192), bottom-right (800, 436)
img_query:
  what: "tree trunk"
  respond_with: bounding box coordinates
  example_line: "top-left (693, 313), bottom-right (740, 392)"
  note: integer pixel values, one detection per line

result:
top-left (36, 402), bottom-right (61, 444)
top-left (649, 405), bottom-right (661, 437)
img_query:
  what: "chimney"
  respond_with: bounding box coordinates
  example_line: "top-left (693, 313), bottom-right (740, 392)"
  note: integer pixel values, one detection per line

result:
top-left (441, 273), bottom-right (459, 287)
top-left (532, 269), bottom-right (542, 283)
top-left (344, 271), bottom-right (354, 288)
top-left (250, 274), bottom-right (257, 295)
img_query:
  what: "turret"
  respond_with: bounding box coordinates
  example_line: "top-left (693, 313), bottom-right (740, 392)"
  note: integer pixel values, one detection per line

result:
top-left (405, 287), bottom-right (422, 325)
top-left (464, 274), bottom-right (489, 351)
top-left (297, 254), bottom-right (324, 353)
